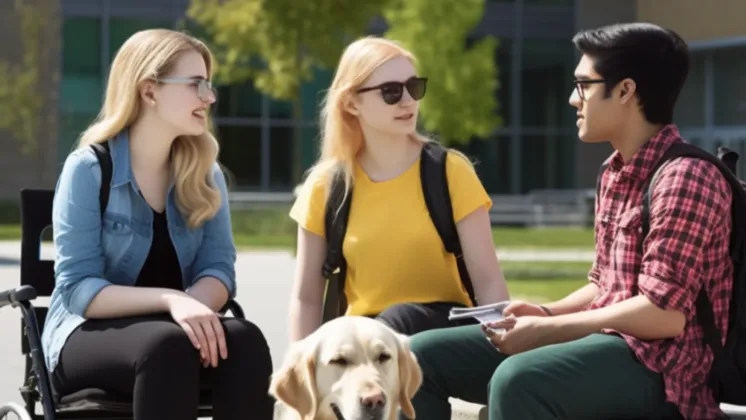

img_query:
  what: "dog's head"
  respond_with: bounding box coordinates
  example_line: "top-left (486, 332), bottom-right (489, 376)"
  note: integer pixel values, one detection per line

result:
top-left (269, 316), bottom-right (423, 420)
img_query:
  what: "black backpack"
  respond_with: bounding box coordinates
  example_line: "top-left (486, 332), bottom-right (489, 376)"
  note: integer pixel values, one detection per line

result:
top-left (320, 142), bottom-right (478, 323)
top-left (89, 142), bottom-right (113, 215)
top-left (596, 142), bottom-right (746, 405)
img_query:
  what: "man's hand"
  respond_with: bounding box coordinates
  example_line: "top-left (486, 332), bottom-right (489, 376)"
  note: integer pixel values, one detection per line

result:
top-left (502, 300), bottom-right (550, 317)
top-left (481, 316), bottom-right (561, 355)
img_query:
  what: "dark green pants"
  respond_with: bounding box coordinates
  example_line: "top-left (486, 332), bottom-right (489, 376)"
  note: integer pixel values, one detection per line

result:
top-left (400, 324), bottom-right (682, 420)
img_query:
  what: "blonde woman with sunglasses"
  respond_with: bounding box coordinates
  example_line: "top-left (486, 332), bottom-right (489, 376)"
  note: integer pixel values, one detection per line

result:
top-left (288, 36), bottom-right (510, 341)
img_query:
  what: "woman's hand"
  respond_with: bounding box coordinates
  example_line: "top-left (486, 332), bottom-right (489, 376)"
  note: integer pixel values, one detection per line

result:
top-left (165, 293), bottom-right (227, 368)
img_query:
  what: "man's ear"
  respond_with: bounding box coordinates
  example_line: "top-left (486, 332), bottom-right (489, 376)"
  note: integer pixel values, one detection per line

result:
top-left (395, 334), bottom-right (423, 419)
top-left (618, 78), bottom-right (637, 105)
top-left (269, 342), bottom-right (319, 420)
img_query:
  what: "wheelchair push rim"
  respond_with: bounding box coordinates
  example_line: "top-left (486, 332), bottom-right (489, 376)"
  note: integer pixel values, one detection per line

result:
top-left (0, 402), bottom-right (33, 420)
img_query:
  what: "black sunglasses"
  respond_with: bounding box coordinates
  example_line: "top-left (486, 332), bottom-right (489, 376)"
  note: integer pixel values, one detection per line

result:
top-left (356, 77), bottom-right (428, 105)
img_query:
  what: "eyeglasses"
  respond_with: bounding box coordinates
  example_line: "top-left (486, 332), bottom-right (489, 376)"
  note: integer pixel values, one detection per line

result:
top-left (356, 77), bottom-right (428, 105)
top-left (155, 77), bottom-right (217, 102)
top-left (573, 79), bottom-right (606, 102)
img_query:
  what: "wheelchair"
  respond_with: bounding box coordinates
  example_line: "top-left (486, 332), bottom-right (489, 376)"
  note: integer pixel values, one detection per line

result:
top-left (0, 189), bottom-right (246, 420)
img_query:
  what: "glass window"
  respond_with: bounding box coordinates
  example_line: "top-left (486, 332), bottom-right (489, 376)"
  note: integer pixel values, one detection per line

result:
top-left (521, 39), bottom-right (575, 128)
top-left (61, 18), bottom-right (103, 115)
top-left (58, 113), bottom-right (98, 166)
top-left (451, 136), bottom-right (512, 194)
top-left (494, 46), bottom-right (512, 127)
top-left (108, 18), bottom-right (173, 63)
top-left (62, 18), bottom-right (101, 75)
top-left (215, 125), bottom-right (262, 188)
top-left (519, 134), bottom-right (575, 192)
top-left (302, 67), bottom-right (334, 123)
top-left (673, 51), bottom-right (705, 127)
top-left (270, 126), bottom-right (293, 190)
top-left (269, 98), bottom-right (293, 119)
top-left (525, 0), bottom-right (574, 4)
top-left (713, 46), bottom-right (746, 126)
top-left (301, 126), bottom-right (322, 173)
top-left (215, 83), bottom-right (262, 118)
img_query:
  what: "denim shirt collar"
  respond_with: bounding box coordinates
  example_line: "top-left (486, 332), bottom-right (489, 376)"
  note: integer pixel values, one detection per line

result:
top-left (109, 128), bottom-right (136, 190)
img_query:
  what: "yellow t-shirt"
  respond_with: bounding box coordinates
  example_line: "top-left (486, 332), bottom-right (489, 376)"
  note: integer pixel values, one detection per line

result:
top-left (289, 149), bottom-right (492, 316)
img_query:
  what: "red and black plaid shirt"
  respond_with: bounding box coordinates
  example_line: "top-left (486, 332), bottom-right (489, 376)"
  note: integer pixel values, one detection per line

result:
top-left (587, 124), bottom-right (733, 419)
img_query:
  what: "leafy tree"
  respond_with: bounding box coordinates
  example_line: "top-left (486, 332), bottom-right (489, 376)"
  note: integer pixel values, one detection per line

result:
top-left (383, 0), bottom-right (501, 144)
top-left (0, 0), bottom-right (60, 184)
top-left (186, 0), bottom-right (391, 184)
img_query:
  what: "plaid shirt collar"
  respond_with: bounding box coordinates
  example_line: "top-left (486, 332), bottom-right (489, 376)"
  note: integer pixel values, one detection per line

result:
top-left (606, 124), bottom-right (682, 181)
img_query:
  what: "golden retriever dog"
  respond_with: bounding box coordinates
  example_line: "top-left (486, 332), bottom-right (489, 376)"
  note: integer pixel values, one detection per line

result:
top-left (269, 316), bottom-right (423, 420)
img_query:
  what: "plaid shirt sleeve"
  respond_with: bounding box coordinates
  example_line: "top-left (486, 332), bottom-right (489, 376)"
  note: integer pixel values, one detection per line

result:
top-left (638, 158), bottom-right (732, 318)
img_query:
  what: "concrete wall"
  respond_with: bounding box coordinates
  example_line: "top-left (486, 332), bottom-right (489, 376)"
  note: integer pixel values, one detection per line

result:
top-left (636, 0), bottom-right (746, 42)
top-left (0, 0), bottom-right (61, 202)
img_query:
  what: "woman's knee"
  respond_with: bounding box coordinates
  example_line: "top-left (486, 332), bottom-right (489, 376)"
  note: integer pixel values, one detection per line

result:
top-left (136, 321), bottom-right (199, 368)
top-left (377, 303), bottom-right (448, 335)
top-left (221, 318), bottom-right (272, 367)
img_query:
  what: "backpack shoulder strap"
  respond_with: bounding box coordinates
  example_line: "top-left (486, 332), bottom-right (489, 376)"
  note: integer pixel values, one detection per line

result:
top-left (595, 161), bottom-right (610, 201)
top-left (420, 142), bottom-right (477, 306)
top-left (90, 141), bottom-right (112, 215)
top-left (321, 168), bottom-right (353, 322)
top-left (640, 142), bottom-right (746, 362)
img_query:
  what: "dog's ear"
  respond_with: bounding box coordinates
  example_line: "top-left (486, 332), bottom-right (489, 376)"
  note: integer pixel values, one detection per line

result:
top-left (269, 342), bottom-right (318, 420)
top-left (395, 334), bottom-right (423, 419)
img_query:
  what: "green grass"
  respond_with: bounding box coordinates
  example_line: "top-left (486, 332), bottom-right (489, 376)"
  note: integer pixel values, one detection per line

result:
top-left (0, 208), bottom-right (596, 250)
top-left (507, 278), bottom-right (588, 303)
top-left (0, 224), bottom-right (21, 240)
top-left (500, 261), bottom-right (591, 279)
top-left (491, 227), bottom-right (593, 249)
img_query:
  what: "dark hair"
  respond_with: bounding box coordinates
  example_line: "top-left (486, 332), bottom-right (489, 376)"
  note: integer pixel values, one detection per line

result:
top-left (572, 22), bottom-right (690, 125)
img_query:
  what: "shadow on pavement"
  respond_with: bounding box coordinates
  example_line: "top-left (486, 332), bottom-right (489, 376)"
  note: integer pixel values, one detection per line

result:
top-left (0, 257), bottom-right (19, 266)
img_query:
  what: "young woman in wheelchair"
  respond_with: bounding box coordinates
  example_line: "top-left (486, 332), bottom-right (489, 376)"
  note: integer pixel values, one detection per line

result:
top-left (287, 36), bottom-right (511, 341)
top-left (41, 29), bottom-right (273, 420)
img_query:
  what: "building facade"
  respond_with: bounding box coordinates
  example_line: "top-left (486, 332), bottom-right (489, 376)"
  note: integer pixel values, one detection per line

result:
top-left (1, 0), bottom-right (744, 200)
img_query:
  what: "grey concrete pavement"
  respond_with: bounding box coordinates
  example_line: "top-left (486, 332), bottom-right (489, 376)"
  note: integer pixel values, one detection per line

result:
top-left (0, 241), bottom-right (487, 419)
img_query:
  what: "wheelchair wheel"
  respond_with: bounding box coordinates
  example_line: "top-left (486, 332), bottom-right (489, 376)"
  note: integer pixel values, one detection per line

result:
top-left (0, 402), bottom-right (32, 420)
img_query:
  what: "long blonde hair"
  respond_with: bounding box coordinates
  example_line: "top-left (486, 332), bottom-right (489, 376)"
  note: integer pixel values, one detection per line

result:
top-left (305, 36), bottom-right (437, 205)
top-left (77, 29), bottom-right (221, 229)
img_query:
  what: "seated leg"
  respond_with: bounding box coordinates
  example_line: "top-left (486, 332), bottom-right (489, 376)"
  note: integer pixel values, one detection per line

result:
top-left (488, 333), bottom-right (682, 420)
top-left (200, 317), bottom-right (274, 420)
top-left (399, 324), bottom-right (508, 420)
top-left (53, 314), bottom-right (202, 420)
top-left (375, 301), bottom-right (465, 336)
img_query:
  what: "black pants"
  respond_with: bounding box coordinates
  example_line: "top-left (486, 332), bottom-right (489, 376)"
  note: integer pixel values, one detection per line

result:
top-left (52, 314), bottom-right (274, 420)
top-left (373, 301), bottom-right (476, 336)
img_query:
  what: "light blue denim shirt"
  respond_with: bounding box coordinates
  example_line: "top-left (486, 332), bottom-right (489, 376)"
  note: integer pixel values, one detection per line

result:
top-left (41, 129), bottom-right (237, 373)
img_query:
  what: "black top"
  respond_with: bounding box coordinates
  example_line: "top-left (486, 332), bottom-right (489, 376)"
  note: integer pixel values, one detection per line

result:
top-left (135, 208), bottom-right (183, 290)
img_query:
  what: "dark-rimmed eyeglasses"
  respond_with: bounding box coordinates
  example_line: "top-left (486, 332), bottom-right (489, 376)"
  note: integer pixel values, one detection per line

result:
top-left (356, 76), bottom-right (428, 105)
top-left (573, 79), bottom-right (606, 101)
top-left (156, 77), bottom-right (217, 102)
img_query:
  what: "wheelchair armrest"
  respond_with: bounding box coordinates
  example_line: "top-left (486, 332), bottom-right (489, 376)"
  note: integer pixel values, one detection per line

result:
top-left (219, 299), bottom-right (245, 319)
top-left (0, 285), bottom-right (37, 309)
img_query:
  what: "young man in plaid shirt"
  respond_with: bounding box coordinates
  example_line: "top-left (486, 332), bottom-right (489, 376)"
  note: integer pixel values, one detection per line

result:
top-left (399, 23), bottom-right (733, 420)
